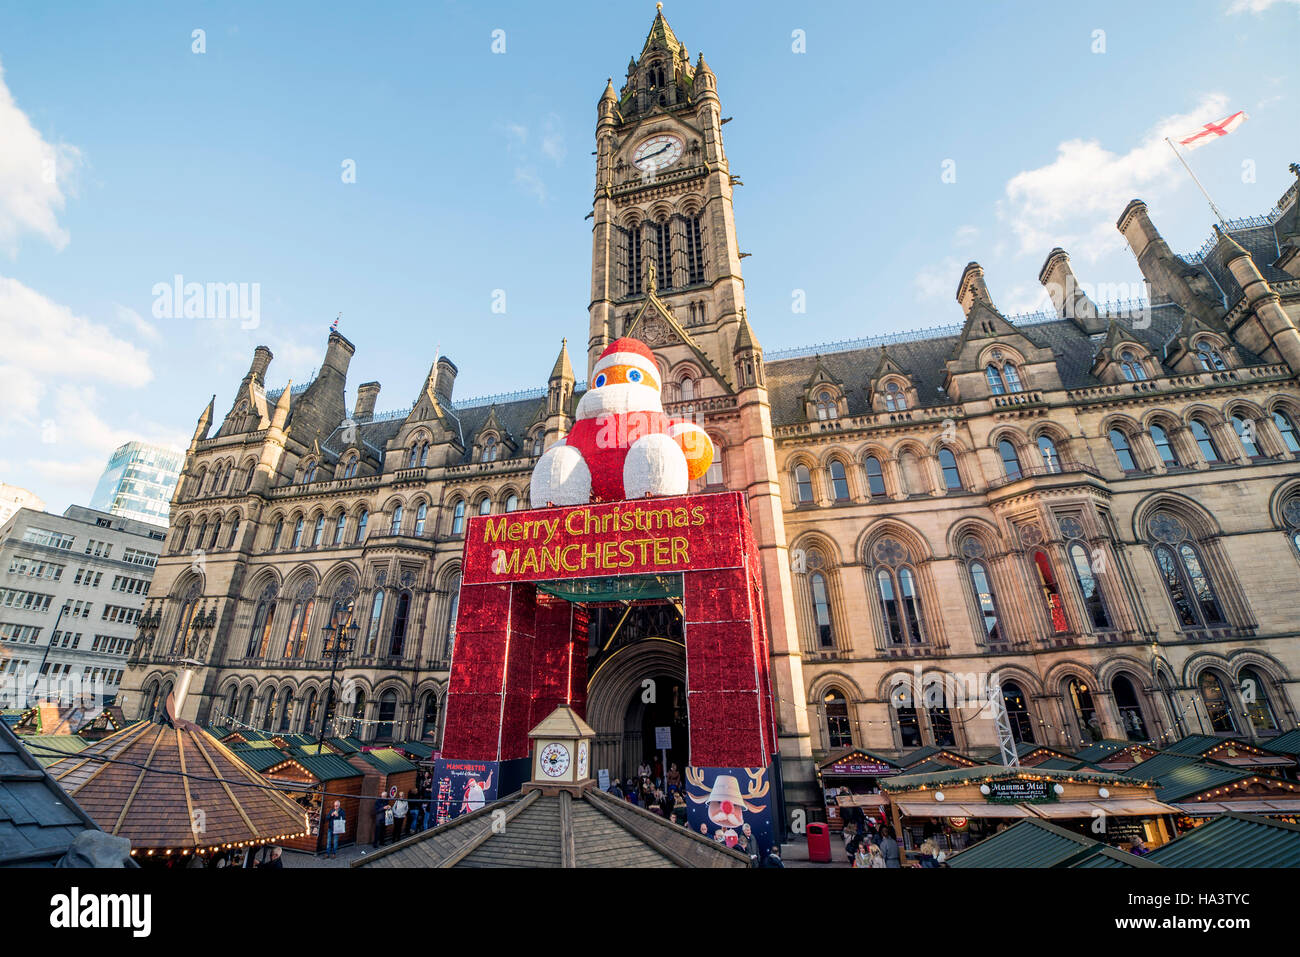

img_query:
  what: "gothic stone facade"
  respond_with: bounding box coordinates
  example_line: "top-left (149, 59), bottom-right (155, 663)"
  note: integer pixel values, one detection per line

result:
top-left (120, 12), bottom-right (1300, 803)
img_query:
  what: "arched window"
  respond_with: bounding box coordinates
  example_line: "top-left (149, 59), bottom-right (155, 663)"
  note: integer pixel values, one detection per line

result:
top-left (389, 590), bottom-right (411, 658)
top-left (333, 513), bottom-right (346, 545)
top-left (452, 500), bottom-right (466, 534)
top-left (1198, 671), bottom-right (1237, 733)
top-left (928, 706), bottom-right (956, 747)
top-left (364, 590), bottom-right (384, 657)
top-left (291, 517), bottom-right (304, 549)
top-left (389, 505), bottom-right (403, 536)
top-left (865, 456), bottom-right (886, 497)
top-left (1190, 419), bottom-right (1220, 463)
top-left (303, 461), bottom-right (317, 484)
top-left (809, 571), bottom-right (834, 648)
top-left (998, 439), bottom-right (1021, 479)
top-left (1036, 435), bottom-right (1060, 472)
top-left (963, 542), bottom-right (1002, 644)
top-left (884, 381), bottom-right (907, 411)
top-left (303, 689), bottom-right (319, 735)
top-left (263, 690), bottom-right (277, 729)
top-left (445, 573), bottom-right (461, 659)
top-left (1067, 542), bottom-right (1110, 630)
top-left (1196, 341), bottom-right (1227, 371)
top-left (283, 582), bottom-right (314, 659)
top-left (815, 391), bottom-right (837, 420)
top-left (478, 497), bottom-right (492, 516)
top-left (356, 509), bottom-right (369, 542)
top-left (415, 503), bottom-right (428, 536)
top-left (245, 583), bottom-right (278, 658)
top-left (1002, 364), bottom-right (1023, 392)
top-left (312, 514), bottom-right (325, 546)
top-left (679, 377), bottom-right (695, 401)
top-left (531, 432), bottom-right (544, 456)
top-left (1032, 550), bottom-right (1068, 634)
top-left (823, 689), bottom-right (852, 749)
top-left (895, 695), bottom-right (922, 749)
top-left (195, 518), bottom-right (208, 550)
top-left (170, 581), bottom-right (202, 654)
top-left (238, 687), bottom-right (254, 725)
top-left (794, 464), bottom-right (814, 504)
top-left (939, 448), bottom-right (962, 490)
top-left (278, 688), bottom-right (294, 732)
top-left (1002, 682), bottom-right (1035, 743)
top-left (705, 444), bottom-right (724, 487)
top-left (505, 494), bottom-right (519, 512)
top-left (986, 364), bottom-right (1006, 395)
top-left (1150, 424), bottom-right (1178, 466)
top-left (1120, 350), bottom-right (1147, 381)
top-left (1111, 675), bottom-right (1149, 741)
top-left (270, 518), bottom-right (283, 551)
top-left (1109, 429), bottom-right (1137, 472)
top-left (1231, 415), bottom-right (1259, 457)
top-left (376, 690), bottom-right (398, 740)
top-left (343, 456), bottom-right (358, 479)
top-left (227, 517), bottom-right (240, 549)
top-left (350, 690), bottom-right (366, 738)
top-left (1239, 667), bottom-right (1278, 734)
top-left (873, 539), bottom-right (925, 645)
top-left (325, 579), bottom-right (356, 656)
top-left (420, 692), bottom-right (439, 739)
top-left (419, 442), bottom-right (429, 467)
top-left (480, 436), bottom-right (498, 463)
top-left (829, 460), bottom-right (850, 501)
top-left (1273, 410), bottom-right (1300, 453)
top-left (408, 445), bottom-right (419, 468)
top-left (1148, 513), bottom-right (1226, 629)
top-left (1067, 678), bottom-right (1099, 742)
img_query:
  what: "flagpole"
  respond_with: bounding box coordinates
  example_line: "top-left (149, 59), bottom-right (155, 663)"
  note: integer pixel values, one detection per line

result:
top-left (1165, 137), bottom-right (1227, 226)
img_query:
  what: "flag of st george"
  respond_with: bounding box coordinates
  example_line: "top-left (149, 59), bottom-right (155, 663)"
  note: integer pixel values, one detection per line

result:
top-left (1175, 111), bottom-right (1248, 150)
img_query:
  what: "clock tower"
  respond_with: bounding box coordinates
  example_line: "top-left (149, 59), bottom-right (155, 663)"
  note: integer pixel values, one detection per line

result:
top-left (588, 4), bottom-right (747, 391)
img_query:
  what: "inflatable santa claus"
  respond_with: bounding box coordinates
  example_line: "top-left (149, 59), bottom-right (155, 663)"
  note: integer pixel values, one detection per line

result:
top-left (531, 337), bottom-right (713, 505)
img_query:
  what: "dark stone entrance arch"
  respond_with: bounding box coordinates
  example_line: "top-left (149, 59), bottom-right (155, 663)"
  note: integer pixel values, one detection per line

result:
top-left (585, 638), bottom-right (685, 781)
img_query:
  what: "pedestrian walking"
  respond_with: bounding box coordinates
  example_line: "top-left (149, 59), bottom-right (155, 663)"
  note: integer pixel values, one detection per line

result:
top-left (325, 800), bottom-right (345, 858)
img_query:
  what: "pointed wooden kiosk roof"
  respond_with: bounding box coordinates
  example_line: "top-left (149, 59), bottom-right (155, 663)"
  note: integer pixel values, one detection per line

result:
top-left (44, 694), bottom-right (309, 860)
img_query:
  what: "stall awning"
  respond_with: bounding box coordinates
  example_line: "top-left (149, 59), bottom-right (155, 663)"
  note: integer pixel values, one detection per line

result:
top-left (896, 801), bottom-right (1030, 819)
top-left (837, 794), bottom-right (888, 808)
top-left (1027, 798), bottom-right (1177, 819)
top-left (1173, 798), bottom-right (1300, 816)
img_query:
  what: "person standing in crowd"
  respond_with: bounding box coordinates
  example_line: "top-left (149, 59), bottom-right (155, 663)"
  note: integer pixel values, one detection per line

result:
top-left (625, 778), bottom-right (640, 806)
top-left (866, 843), bottom-right (886, 868)
top-left (667, 763), bottom-right (681, 792)
top-left (406, 788), bottom-right (421, 835)
top-left (762, 843), bottom-right (784, 868)
top-left (672, 791), bottom-right (688, 827)
top-left (373, 795), bottom-right (389, 849)
top-left (325, 800), bottom-right (345, 858)
top-left (658, 790), bottom-right (673, 819)
top-left (878, 824), bottom-right (901, 868)
top-left (637, 758), bottom-right (651, 781)
top-left (391, 791), bottom-right (408, 842)
top-left (610, 779), bottom-right (625, 800)
top-left (917, 839), bottom-right (942, 867)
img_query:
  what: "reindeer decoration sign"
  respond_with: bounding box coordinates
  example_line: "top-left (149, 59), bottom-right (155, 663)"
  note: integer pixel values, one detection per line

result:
top-left (685, 766), bottom-right (775, 859)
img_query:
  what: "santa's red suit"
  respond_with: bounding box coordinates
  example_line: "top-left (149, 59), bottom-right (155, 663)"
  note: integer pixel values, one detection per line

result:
top-left (531, 338), bottom-right (713, 505)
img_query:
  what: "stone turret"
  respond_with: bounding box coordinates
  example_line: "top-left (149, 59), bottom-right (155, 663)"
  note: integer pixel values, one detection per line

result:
top-left (434, 357), bottom-right (458, 404)
top-left (1039, 247), bottom-right (1106, 334)
top-left (1117, 199), bottom-right (1222, 324)
top-left (354, 382), bottom-right (381, 421)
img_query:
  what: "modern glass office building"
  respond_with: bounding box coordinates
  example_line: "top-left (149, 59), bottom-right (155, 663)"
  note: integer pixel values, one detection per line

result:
top-left (89, 442), bottom-right (183, 528)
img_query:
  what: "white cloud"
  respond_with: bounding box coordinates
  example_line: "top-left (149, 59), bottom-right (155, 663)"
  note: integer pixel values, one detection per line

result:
top-left (953, 225), bottom-right (980, 248)
top-left (0, 276), bottom-right (151, 400)
top-left (0, 59), bottom-right (82, 254)
top-left (998, 93), bottom-right (1230, 262)
top-left (114, 303), bottom-right (160, 342)
top-left (1227, 0), bottom-right (1299, 12)
top-left (913, 257), bottom-right (964, 303)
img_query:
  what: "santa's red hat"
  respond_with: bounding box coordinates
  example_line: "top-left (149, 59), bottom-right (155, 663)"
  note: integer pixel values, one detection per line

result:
top-left (593, 337), bottom-right (659, 381)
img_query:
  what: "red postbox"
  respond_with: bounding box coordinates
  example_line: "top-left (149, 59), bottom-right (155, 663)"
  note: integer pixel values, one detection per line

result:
top-left (806, 822), bottom-right (831, 863)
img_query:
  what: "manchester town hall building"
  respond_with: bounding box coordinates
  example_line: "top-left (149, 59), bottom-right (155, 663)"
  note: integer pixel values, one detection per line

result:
top-left (120, 11), bottom-right (1300, 808)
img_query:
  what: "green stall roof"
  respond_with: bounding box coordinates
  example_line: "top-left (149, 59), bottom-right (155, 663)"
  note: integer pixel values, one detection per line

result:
top-left (1122, 752), bottom-right (1249, 802)
top-left (1148, 813), bottom-right (1300, 868)
top-left (1267, 729), bottom-right (1300, 756)
top-left (949, 819), bottom-right (1160, 869)
top-left (267, 752), bottom-right (364, 782)
top-left (355, 748), bottom-right (418, 774)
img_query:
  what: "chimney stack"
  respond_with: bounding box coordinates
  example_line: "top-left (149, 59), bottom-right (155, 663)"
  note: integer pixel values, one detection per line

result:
top-left (248, 346), bottom-right (273, 383)
top-left (956, 262), bottom-right (993, 317)
top-left (435, 357), bottom-right (458, 403)
top-left (322, 330), bottom-right (355, 378)
top-left (1038, 247), bottom-right (1105, 334)
top-left (354, 382), bottom-right (381, 420)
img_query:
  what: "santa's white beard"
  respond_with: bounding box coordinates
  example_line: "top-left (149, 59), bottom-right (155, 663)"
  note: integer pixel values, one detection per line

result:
top-left (576, 382), bottom-right (663, 419)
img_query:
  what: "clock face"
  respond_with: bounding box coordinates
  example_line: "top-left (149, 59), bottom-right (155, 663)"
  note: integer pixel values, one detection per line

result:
top-left (539, 743), bottom-right (571, 778)
top-left (632, 134), bottom-right (684, 172)
top-left (577, 740), bottom-right (589, 779)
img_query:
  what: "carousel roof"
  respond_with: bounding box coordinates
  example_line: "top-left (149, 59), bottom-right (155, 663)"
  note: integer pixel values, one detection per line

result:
top-left (354, 785), bottom-right (750, 869)
top-left (44, 717), bottom-right (310, 855)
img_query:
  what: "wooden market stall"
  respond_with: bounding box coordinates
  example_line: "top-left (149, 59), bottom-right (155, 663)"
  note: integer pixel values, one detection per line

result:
top-left (347, 747), bottom-right (419, 845)
top-left (260, 751), bottom-right (366, 853)
top-left (881, 764), bottom-right (1178, 858)
top-left (1121, 751), bottom-right (1300, 828)
top-left (815, 749), bottom-right (902, 832)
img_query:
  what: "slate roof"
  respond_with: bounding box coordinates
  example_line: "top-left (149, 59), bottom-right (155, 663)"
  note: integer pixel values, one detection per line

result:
top-left (0, 719), bottom-right (99, 867)
top-left (949, 818), bottom-right (1161, 869)
top-left (1146, 812), bottom-right (1300, 868)
top-left (45, 719), bottom-right (310, 852)
top-left (354, 785), bottom-right (751, 869)
top-left (1266, 729), bottom-right (1300, 756)
top-left (1121, 752), bottom-right (1249, 803)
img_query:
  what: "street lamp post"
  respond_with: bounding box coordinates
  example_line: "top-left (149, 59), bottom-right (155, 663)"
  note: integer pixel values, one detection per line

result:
top-left (317, 610), bottom-right (359, 752)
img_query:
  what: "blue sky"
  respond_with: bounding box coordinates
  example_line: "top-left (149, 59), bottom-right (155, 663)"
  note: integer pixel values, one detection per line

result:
top-left (1, 0), bottom-right (1296, 512)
